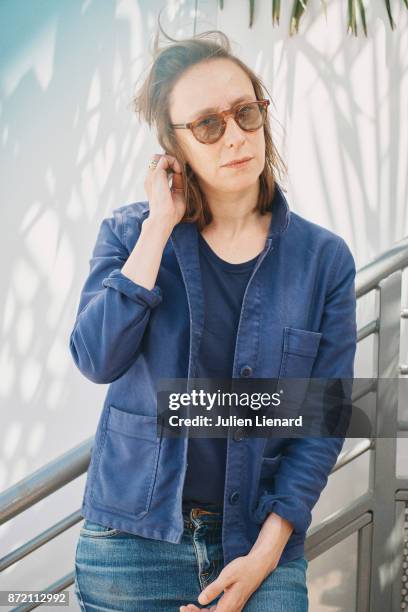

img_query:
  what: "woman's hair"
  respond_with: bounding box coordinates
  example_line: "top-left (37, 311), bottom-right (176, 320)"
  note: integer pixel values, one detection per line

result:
top-left (132, 13), bottom-right (287, 230)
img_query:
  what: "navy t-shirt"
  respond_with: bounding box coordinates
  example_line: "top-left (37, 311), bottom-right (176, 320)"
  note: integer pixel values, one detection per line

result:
top-left (182, 232), bottom-right (259, 510)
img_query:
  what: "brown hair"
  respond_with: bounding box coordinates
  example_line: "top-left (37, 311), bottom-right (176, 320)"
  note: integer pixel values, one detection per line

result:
top-left (132, 13), bottom-right (287, 231)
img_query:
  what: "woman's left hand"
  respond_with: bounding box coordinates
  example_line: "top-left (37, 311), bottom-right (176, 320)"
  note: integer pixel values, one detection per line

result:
top-left (179, 550), bottom-right (278, 612)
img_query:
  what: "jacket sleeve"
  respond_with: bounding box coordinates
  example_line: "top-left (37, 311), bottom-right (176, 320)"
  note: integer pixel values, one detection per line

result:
top-left (253, 237), bottom-right (357, 534)
top-left (69, 207), bottom-right (163, 384)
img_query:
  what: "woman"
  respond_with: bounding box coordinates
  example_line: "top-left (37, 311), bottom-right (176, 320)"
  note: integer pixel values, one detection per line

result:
top-left (71, 25), bottom-right (357, 612)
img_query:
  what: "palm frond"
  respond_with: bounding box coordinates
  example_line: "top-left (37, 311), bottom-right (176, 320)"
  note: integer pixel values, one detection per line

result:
top-left (347, 0), bottom-right (357, 36)
top-left (357, 0), bottom-right (367, 37)
top-left (384, 0), bottom-right (396, 30)
top-left (290, 0), bottom-right (309, 36)
top-left (272, 0), bottom-right (281, 26)
top-left (219, 0), bottom-right (405, 35)
top-left (249, 0), bottom-right (255, 27)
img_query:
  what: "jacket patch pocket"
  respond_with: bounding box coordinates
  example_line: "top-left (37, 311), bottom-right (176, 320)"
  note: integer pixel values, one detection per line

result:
top-left (91, 406), bottom-right (162, 519)
top-left (278, 327), bottom-right (322, 408)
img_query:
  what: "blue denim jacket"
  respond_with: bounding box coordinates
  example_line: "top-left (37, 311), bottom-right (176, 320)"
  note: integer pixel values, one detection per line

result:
top-left (69, 183), bottom-right (357, 566)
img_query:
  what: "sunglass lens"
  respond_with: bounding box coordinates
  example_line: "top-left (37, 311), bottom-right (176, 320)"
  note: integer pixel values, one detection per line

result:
top-left (193, 115), bottom-right (223, 143)
top-left (237, 103), bottom-right (265, 130)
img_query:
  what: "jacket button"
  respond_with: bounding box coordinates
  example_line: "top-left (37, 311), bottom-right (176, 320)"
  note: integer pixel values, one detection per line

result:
top-left (229, 490), bottom-right (240, 505)
top-left (233, 428), bottom-right (245, 441)
top-left (240, 365), bottom-right (252, 377)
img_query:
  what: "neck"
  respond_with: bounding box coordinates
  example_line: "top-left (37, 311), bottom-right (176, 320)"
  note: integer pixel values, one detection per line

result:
top-left (202, 182), bottom-right (262, 239)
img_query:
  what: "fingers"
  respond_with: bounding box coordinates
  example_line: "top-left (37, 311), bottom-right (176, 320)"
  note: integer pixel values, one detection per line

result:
top-left (198, 575), bottom-right (226, 606)
top-left (148, 153), bottom-right (162, 169)
top-left (148, 153), bottom-right (182, 174)
top-left (143, 151), bottom-right (187, 226)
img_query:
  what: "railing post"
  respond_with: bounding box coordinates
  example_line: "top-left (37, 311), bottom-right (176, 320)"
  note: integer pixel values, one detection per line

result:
top-left (356, 521), bottom-right (372, 611)
top-left (392, 500), bottom-right (406, 611)
top-left (368, 272), bottom-right (401, 611)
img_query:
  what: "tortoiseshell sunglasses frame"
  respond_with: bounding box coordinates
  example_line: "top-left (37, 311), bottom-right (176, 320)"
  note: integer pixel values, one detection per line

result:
top-left (170, 99), bottom-right (270, 144)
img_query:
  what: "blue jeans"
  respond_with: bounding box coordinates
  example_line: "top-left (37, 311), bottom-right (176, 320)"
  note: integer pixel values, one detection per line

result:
top-left (74, 506), bottom-right (309, 611)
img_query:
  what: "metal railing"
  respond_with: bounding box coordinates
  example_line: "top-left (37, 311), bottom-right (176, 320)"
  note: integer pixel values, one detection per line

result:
top-left (2, 235), bottom-right (408, 611)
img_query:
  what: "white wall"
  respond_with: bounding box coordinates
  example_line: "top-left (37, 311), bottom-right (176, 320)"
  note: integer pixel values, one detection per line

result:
top-left (1, 0), bottom-right (407, 609)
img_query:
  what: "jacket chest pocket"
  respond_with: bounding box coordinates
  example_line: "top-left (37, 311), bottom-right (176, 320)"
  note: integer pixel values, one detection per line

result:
top-left (278, 326), bottom-right (322, 407)
top-left (91, 406), bottom-right (162, 519)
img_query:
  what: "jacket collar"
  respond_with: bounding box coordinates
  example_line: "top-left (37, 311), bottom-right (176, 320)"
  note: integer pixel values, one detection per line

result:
top-left (167, 182), bottom-right (290, 374)
top-left (168, 179), bottom-right (291, 300)
top-left (266, 181), bottom-right (291, 239)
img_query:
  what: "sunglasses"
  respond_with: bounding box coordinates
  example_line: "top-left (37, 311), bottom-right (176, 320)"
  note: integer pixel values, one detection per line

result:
top-left (170, 99), bottom-right (270, 145)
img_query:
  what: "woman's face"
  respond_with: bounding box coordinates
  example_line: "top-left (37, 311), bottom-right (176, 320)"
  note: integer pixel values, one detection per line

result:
top-left (169, 58), bottom-right (266, 198)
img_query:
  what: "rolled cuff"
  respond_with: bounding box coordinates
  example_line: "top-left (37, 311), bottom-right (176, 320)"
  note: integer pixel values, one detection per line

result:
top-left (253, 493), bottom-right (311, 534)
top-left (102, 268), bottom-right (163, 309)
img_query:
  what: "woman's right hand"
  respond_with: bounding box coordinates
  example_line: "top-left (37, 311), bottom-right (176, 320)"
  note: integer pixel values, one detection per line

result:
top-left (144, 153), bottom-right (187, 232)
